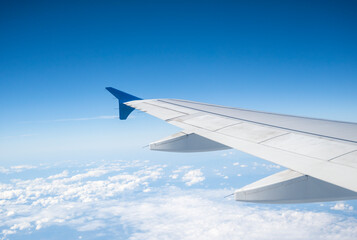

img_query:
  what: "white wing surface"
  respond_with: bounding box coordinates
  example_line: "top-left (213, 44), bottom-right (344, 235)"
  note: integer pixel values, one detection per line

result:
top-left (107, 88), bottom-right (357, 203)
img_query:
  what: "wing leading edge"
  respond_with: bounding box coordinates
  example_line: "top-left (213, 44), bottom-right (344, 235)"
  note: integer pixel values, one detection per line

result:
top-left (106, 87), bottom-right (357, 203)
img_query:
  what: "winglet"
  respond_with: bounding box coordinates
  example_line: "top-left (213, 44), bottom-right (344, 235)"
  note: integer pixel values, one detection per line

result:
top-left (106, 87), bottom-right (142, 120)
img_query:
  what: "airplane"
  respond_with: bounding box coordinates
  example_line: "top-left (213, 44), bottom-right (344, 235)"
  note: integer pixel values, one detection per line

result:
top-left (106, 87), bottom-right (357, 204)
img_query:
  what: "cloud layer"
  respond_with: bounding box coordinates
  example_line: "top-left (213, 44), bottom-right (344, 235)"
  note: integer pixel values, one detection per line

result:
top-left (0, 160), bottom-right (356, 240)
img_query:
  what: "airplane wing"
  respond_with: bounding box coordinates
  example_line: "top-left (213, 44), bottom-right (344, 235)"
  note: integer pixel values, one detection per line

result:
top-left (106, 87), bottom-right (357, 203)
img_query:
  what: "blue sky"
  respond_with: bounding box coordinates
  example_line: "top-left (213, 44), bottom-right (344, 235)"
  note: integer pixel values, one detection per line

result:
top-left (1, 0), bottom-right (357, 163)
top-left (1, 1), bottom-right (357, 239)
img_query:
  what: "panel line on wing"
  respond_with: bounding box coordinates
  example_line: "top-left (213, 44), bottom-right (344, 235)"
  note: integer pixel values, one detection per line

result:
top-left (213, 122), bottom-right (244, 132)
top-left (328, 149), bottom-right (357, 161)
top-left (126, 102), bottom-right (186, 120)
top-left (331, 151), bottom-right (357, 169)
top-left (217, 122), bottom-right (288, 144)
top-left (257, 132), bottom-right (291, 144)
top-left (165, 99), bottom-right (357, 126)
top-left (158, 99), bottom-right (357, 144)
top-left (261, 133), bottom-right (357, 161)
top-left (173, 119), bottom-right (357, 162)
top-left (135, 102), bottom-right (189, 115)
top-left (169, 120), bottom-right (357, 192)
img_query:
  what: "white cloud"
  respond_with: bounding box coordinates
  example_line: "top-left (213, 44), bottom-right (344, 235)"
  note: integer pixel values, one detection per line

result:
top-left (182, 169), bottom-right (205, 186)
top-left (252, 162), bottom-right (281, 170)
top-left (0, 161), bottom-right (166, 238)
top-left (116, 190), bottom-right (357, 240)
top-left (170, 174), bottom-right (179, 179)
top-left (172, 166), bottom-right (192, 174)
top-left (0, 161), bottom-right (356, 240)
top-left (48, 170), bottom-right (69, 179)
top-left (331, 202), bottom-right (354, 211)
top-left (0, 165), bottom-right (36, 174)
top-left (221, 151), bottom-right (234, 157)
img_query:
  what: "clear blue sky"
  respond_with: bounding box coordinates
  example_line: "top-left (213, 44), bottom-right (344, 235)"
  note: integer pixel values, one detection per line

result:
top-left (1, 0), bottom-right (357, 164)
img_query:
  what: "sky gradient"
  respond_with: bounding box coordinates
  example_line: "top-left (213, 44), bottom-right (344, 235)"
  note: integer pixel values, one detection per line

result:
top-left (1, 1), bottom-right (357, 239)
top-left (1, 1), bottom-right (357, 162)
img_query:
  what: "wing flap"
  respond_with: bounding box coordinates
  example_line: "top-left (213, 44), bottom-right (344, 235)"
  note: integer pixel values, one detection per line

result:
top-left (331, 151), bottom-right (357, 169)
top-left (217, 122), bottom-right (288, 143)
top-left (170, 121), bottom-right (357, 192)
top-left (162, 99), bottom-right (357, 143)
top-left (262, 133), bottom-right (357, 161)
top-left (181, 114), bottom-right (239, 131)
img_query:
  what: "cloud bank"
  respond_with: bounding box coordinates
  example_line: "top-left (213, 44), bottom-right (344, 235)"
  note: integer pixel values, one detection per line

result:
top-left (0, 161), bottom-right (356, 240)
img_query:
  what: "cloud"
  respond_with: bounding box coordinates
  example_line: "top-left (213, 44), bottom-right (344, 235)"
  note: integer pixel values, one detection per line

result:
top-left (213, 170), bottom-right (229, 180)
top-left (182, 169), bottom-right (205, 186)
top-left (47, 170), bottom-right (69, 179)
top-left (117, 190), bottom-right (357, 240)
top-left (252, 162), bottom-right (281, 170)
top-left (169, 174), bottom-right (179, 179)
top-left (0, 165), bottom-right (36, 174)
top-left (0, 161), bottom-right (166, 238)
top-left (172, 166), bottom-right (192, 174)
top-left (331, 202), bottom-right (354, 211)
top-left (0, 161), bottom-right (356, 240)
top-left (221, 151), bottom-right (234, 157)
